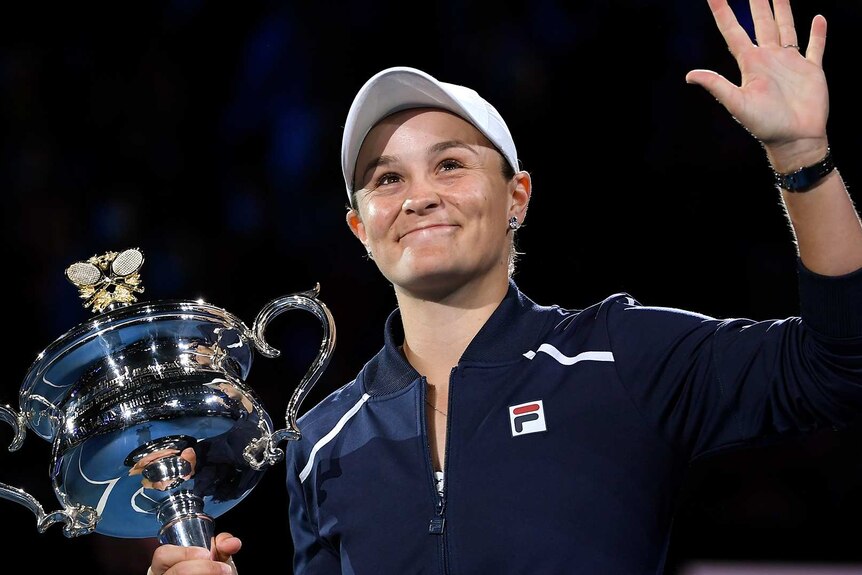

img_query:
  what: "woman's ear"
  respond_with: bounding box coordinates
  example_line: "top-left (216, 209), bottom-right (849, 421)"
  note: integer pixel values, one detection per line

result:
top-left (509, 171), bottom-right (532, 223)
top-left (346, 208), bottom-right (368, 244)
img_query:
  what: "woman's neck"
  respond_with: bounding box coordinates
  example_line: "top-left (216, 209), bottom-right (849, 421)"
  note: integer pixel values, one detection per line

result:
top-left (396, 276), bottom-right (509, 384)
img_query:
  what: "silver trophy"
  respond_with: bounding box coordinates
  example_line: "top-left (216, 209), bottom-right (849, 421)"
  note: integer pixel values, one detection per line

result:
top-left (0, 248), bottom-right (335, 548)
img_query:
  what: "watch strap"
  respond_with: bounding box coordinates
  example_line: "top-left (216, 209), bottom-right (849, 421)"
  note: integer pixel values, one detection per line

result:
top-left (773, 148), bottom-right (835, 192)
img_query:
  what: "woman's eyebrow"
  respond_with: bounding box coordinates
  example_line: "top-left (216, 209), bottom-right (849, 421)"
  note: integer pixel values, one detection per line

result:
top-left (359, 154), bottom-right (398, 183)
top-left (429, 140), bottom-right (479, 156)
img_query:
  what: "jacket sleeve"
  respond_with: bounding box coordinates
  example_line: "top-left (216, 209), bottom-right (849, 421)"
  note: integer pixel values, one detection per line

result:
top-left (606, 259), bottom-right (862, 462)
top-left (286, 442), bottom-right (342, 574)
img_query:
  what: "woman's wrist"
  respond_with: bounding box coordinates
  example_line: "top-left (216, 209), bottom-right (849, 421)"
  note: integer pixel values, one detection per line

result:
top-left (773, 148), bottom-right (836, 192)
top-left (763, 137), bottom-right (829, 174)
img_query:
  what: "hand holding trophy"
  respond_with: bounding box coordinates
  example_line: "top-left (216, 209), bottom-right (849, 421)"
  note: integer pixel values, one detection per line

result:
top-left (0, 248), bottom-right (335, 548)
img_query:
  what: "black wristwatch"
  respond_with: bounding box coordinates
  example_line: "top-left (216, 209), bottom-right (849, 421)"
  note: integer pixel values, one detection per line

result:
top-left (773, 148), bottom-right (835, 192)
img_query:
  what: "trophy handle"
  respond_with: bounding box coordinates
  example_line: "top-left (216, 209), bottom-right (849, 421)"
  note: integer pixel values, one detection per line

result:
top-left (244, 283), bottom-right (335, 469)
top-left (0, 404), bottom-right (99, 537)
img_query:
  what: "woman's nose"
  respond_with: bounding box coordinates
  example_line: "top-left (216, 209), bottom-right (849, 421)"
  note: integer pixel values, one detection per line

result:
top-left (400, 183), bottom-right (441, 214)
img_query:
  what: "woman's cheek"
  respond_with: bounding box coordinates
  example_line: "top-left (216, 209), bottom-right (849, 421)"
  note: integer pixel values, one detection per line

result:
top-left (364, 201), bottom-right (398, 238)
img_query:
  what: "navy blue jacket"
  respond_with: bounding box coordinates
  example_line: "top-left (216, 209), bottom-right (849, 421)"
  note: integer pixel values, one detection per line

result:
top-left (285, 262), bottom-right (862, 574)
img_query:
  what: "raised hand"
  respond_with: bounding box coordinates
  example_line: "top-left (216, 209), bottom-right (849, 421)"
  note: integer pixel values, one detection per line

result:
top-left (686, 0), bottom-right (829, 168)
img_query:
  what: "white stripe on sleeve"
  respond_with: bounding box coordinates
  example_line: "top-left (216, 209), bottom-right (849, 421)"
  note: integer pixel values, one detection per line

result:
top-left (299, 393), bottom-right (371, 483)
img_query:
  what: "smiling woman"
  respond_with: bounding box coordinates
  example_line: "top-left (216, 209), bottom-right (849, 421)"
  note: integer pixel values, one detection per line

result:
top-left (145, 1), bottom-right (862, 573)
top-left (2, 0), bottom-right (859, 573)
top-left (347, 107), bottom-right (529, 301)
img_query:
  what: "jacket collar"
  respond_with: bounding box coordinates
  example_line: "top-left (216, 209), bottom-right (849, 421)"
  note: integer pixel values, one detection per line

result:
top-left (362, 278), bottom-right (554, 396)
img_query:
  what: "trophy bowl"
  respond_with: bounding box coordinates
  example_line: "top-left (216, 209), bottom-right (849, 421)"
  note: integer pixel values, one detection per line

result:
top-left (0, 248), bottom-right (335, 548)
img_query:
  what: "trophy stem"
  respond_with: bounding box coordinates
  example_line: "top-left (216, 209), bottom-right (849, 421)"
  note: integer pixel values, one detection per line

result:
top-left (156, 491), bottom-right (214, 549)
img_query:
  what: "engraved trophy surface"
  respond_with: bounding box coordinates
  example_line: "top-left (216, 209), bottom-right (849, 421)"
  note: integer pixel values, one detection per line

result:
top-left (0, 248), bottom-right (335, 548)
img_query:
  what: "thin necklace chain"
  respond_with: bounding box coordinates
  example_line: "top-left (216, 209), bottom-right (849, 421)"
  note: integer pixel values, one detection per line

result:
top-left (425, 398), bottom-right (447, 417)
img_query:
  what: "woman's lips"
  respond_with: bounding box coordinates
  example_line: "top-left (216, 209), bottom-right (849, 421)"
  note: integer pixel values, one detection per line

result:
top-left (399, 223), bottom-right (456, 241)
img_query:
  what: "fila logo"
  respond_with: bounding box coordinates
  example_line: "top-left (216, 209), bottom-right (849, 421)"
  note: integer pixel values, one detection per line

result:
top-left (509, 400), bottom-right (547, 437)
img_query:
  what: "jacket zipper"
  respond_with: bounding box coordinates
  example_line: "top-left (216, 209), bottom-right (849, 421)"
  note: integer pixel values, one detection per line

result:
top-left (432, 484), bottom-right (448, 574)
top-left (423, 374), bottom-right (451, 574)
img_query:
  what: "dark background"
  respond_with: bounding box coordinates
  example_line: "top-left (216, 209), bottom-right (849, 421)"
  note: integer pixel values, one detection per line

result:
top-left (2, 1), bottom-right (860, 573)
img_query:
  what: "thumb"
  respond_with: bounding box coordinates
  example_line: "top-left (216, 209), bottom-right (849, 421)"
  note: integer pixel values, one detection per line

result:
top-left (211, 532), bottom-right (242, 563)
top-left (685, 69), bottom-right (739, 109)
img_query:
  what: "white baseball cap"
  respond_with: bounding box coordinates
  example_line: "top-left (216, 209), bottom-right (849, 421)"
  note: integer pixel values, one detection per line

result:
top-left (341, 66), bottom-right (519, 207)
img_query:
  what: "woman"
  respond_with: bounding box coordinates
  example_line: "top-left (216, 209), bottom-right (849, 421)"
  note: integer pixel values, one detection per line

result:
top-left (147, 0), bottom-right (862, 573)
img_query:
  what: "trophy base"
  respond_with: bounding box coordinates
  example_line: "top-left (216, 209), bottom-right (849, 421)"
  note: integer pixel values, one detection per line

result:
top-left (157, 491), bottom-right (215, 549)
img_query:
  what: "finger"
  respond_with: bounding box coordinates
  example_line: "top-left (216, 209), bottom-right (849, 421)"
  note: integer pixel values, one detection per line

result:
top-left (168, 559), bottom-right (235, 575)
top-left (151, 544), bottom-right (211, 575)
top-left (706, 0), bottom-right (754, 58)
top-left (750, 0), bottom-right (779, 47)
top-left (772, 0), bottom-right (798, 47)
top-left (212, 532), bottom-right (243, 562)
top-left (685, 69), bottom-right (744, 114)
top-left (805, 14), bottom-right (827, 67)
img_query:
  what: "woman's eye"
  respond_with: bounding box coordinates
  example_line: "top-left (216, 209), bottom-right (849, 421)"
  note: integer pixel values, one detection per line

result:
top-left (440, 159), bottom-right (463, 171)
top-left (376, 173), bottom-right (401, 186)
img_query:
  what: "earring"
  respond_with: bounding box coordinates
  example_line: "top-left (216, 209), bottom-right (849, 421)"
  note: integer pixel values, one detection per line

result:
top-left (365, 247), bottom-right (374, 260)
top-left (508, 216), bottom-right (520, 231)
